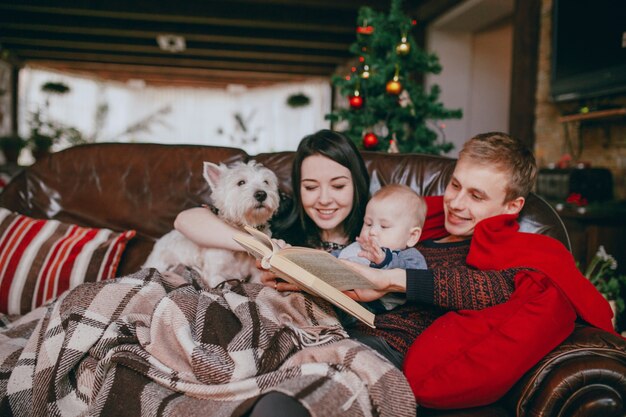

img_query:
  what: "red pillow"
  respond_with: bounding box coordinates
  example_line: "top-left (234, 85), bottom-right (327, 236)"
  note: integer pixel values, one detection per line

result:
top-left (403, 271), bottom-right (576, 409)
top-left (0, 208), bottom-right (136, 315)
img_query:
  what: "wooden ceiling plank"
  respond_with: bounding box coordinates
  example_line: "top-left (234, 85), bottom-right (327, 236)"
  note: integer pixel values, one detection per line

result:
top-left (0, 3), bottom-right (353, 34)
top-left (207, 0), bottom-right (390, 10)
top-left (0, 9), bottom-right (356, 43)
top-left (16, 49), bottom-right (335, 75)
top-left (0, 37), bottom-right (347, 64)
top-left (30, 61), bottom-right (320, 81)
top-left (26, 61), bottom-right (323, 88)
top-left (0, 22), bottom-right (351, 51)
top-left (28, 69), bottom-right (302, 88)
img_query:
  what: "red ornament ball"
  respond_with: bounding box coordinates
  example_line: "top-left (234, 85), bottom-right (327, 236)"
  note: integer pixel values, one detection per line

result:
top-left (363, 132), bottom-right (379, 149)
top-left (348, 94), bottom-right (364, 109)
top-left (356, 25), bottom-right (374, 35)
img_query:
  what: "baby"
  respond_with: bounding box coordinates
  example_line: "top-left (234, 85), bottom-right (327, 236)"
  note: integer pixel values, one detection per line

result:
top-left (337, 184), bottom-right (427, 321)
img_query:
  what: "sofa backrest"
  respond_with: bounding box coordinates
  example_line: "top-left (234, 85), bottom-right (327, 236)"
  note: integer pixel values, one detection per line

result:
top-left (0, 143), bottom-right (569, 276)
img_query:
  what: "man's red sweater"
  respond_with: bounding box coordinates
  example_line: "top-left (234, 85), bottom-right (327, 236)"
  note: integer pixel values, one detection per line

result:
top-left (404, 198), bottom-right (618, 409)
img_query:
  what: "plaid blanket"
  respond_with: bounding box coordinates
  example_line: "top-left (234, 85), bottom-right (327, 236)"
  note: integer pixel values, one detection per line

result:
top-left (0, 267), bottom-right (415, 417)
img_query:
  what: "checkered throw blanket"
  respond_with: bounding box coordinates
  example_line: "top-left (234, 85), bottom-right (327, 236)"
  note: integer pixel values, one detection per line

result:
top-left (0, 267), bottom-right (415, 417)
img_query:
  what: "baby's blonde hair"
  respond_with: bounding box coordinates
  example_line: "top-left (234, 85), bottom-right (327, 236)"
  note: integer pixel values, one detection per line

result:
top-left (370, 184), bottom-right (426, 228)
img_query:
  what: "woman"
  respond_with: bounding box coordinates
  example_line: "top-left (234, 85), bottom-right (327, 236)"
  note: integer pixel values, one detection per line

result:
top-left (175, 129), bottom-right (370, 417)
top-left (176, 129), bottom-right (369, 292)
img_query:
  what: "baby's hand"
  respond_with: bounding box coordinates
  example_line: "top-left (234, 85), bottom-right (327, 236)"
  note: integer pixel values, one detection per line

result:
top-left (356, 235), bottom-right (385, 264)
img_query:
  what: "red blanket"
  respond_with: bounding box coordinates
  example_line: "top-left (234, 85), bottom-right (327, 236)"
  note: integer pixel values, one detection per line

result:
top-left (468, 213), bottom-right (615, 334)
top-left (405, 201), bottom-right (617, 409)
top-left (420, 196), bottom-right (447, 242)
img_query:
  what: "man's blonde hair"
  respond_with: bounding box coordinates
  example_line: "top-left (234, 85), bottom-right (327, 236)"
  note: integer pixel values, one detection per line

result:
top-left (371, 184), bottom-right (426, 228)
top-left (459, 132), bottom-right (537, 202)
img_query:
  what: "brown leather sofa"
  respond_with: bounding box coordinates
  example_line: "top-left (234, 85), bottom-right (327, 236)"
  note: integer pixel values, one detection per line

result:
top-left (1, 143), bottom-right (625, 416)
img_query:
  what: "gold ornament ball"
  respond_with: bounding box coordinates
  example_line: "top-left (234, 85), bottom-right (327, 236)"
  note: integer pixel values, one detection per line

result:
top-left (361, 64), bottom-right (370, 79)
top-left (396, 41), bottom-right (410, 56)
top-left (386, 80), bottom-right (402, 95)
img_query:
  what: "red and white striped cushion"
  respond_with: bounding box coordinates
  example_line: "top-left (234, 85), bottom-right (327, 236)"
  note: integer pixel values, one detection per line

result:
top-left (0, 208), bottom-right (136, 315)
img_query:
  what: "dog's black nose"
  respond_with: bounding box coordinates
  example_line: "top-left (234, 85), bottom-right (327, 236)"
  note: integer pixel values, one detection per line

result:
top-left (254, 190), bottom-right (267, 202)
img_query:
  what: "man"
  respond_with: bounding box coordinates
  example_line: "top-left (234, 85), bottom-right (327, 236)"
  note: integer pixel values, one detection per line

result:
top-left (344, 132), bottom-right (615, 408)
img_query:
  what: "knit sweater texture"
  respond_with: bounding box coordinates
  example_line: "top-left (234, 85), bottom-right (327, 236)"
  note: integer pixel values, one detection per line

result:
top-left (352, 239), bottom-right (519, 355)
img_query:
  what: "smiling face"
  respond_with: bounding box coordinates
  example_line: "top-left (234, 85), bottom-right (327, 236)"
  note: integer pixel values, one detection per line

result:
top-left (300, 154), bottom-right (354, 243)
top-left (443, 159), bottom-right (524, 240)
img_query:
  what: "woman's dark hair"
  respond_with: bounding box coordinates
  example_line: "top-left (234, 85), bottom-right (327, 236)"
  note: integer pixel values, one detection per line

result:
top-left (275, 129), bottom-right (370, 247)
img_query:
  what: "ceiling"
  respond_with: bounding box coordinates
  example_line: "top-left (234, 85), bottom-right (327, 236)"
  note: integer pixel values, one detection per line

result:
top-left (0, 0), bottom-right (461, 88)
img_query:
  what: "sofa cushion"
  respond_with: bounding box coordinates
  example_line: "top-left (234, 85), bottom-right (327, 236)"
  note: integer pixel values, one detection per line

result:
top-left (0, 208), bottom-right (136, 315)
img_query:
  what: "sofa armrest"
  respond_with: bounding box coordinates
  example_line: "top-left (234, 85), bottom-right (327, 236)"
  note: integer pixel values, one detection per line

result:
top-left (506, 324), bottom-right (626, 416)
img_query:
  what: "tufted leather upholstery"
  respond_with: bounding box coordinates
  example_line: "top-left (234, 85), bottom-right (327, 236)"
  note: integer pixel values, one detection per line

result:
top-left (0, 143), bottom-right (623, 417)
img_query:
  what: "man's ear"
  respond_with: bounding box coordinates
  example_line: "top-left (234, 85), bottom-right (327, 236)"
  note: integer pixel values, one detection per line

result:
top-left (504, 196), bottom-right (525, 215)
top-left (407, 226), bottom-right (422, 247)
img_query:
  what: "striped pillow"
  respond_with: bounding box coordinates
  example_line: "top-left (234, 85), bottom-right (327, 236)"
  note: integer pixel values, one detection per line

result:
top-left (0, 208), bottom-right (136, 315)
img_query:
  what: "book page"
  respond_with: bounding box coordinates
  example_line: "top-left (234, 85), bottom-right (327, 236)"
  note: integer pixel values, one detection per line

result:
top-left (242, 225), bottom-right (277, 251)
top-left (235, 227), bottom-right (376, 328)
top-left (270, 256), bottom-right (375, 328)
top-left (233, 232), bottom-right (272, 260)
top-left (279, 248), bottom-right (376, 291)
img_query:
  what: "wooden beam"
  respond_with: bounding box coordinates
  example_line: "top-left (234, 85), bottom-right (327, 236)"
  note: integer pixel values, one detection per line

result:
top-left (18, 50), bottom-right (335, 75)
top-left (27, 61), bottom-right (322, 88)
top-left (509, 0), bottom-right (541, 148)
top-left (215, 0), bottom-right (390, 9)
top-left (0, 2), bottom-right (354, 33)
top-left (0, 22), bottom-right (351, 51)
top-left (28, 61), bottom-right (322, 81)
top-left (0, 37), bottom-right (347, 64)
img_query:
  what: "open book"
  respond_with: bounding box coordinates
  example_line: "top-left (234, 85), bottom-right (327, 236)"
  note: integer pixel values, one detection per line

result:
top-left (233, 226), bottom-right (376, 328)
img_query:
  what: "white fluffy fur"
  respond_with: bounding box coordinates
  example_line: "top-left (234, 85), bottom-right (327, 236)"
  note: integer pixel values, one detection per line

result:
top-left (143, 160), bottom-right (279, 288)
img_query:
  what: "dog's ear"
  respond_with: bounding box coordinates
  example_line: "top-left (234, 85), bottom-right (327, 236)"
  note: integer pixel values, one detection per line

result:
top-left (202, 162), bottom-right (223, 189)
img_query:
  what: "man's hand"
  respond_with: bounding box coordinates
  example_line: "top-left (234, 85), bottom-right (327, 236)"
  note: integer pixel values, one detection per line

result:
top-left (344, 287), bottom-right (390, 303)
top-left (340, 260), bottom-right (407, 302)
top-left (356, 235), bottom-right (385, 264)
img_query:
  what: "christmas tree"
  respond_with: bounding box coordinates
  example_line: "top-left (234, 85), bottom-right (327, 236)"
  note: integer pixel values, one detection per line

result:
top-left (326, 0), bottom-right (462, 154)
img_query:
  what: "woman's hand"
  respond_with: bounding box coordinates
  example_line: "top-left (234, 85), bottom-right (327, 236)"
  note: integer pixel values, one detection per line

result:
top-left (356, 235), bottom-right (385, 264)
top-left (340, 261), bottom-right (407, 302)
top-left (256, 259), bottom-right (301, 292)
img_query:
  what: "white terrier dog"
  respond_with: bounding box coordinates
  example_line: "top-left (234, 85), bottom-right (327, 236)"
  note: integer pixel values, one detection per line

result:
top-left (143, 160), bottom-right (280, 288)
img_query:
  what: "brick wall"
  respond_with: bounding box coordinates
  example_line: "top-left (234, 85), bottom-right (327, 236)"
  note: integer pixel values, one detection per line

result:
top-left (534, 0), bottom-right (626, 199)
